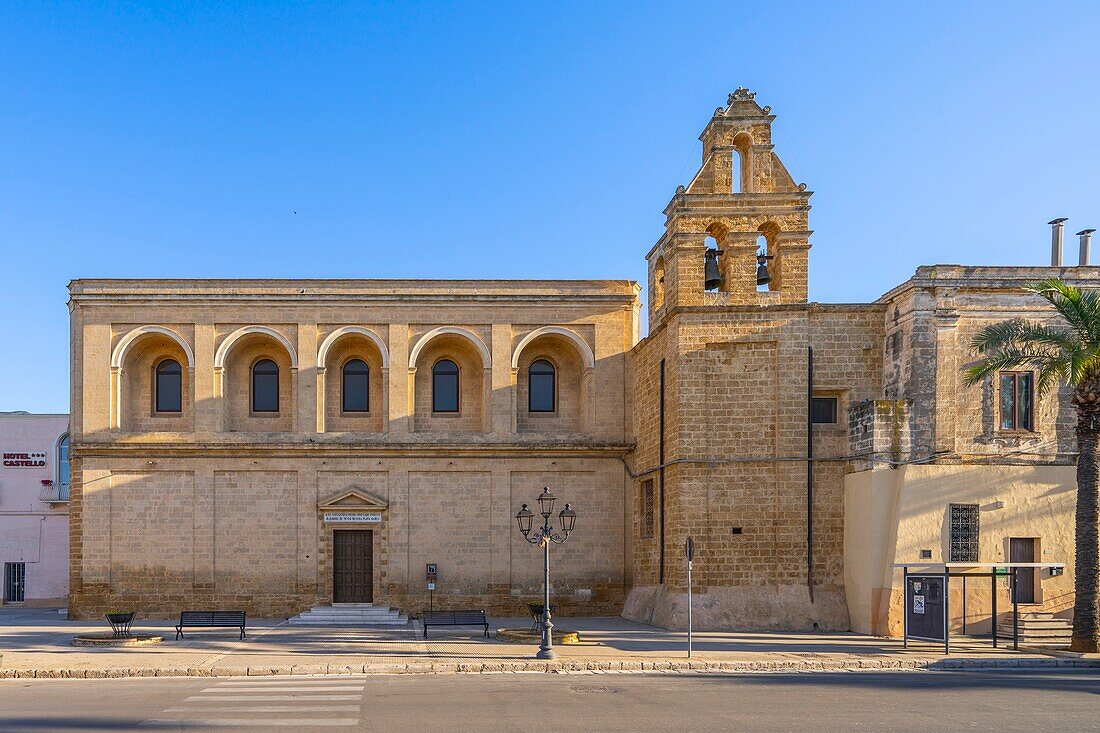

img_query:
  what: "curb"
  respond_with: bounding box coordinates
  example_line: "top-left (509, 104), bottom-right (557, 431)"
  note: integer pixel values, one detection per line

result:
top-left (2, 657), bottom-right (1098, 679)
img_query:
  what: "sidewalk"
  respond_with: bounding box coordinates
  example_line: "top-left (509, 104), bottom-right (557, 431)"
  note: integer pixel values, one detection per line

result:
top-left (1, 608), bottom-right (1096, 678)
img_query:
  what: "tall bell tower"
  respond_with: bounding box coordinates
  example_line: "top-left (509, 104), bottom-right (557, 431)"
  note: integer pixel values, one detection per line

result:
top-left (647, 88), bottom-right (812, 326)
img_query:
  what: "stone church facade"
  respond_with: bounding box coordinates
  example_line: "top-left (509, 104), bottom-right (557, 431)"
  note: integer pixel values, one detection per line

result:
top-left (68, 90), bottom-right (1092, 633)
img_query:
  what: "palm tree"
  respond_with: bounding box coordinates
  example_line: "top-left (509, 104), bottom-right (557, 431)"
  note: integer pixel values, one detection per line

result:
top-left (964, 278), bottom-right (1099, 654)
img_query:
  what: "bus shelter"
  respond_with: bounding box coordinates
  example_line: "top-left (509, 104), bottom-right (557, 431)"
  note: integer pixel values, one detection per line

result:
top-left (892, 562), bottom-right (1066, 654)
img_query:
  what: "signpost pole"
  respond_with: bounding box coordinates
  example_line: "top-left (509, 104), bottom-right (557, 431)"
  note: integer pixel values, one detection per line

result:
top-left (991, 569), bottom-right (998, 648)
top-left (902, 567), bottom-right (908, 649)
top-left (1012, 568), bottom-right (1019, 651)
top-left (686, 537), bottom-right (694, 659)
top-left (943, 572), bottom-right (950, 656)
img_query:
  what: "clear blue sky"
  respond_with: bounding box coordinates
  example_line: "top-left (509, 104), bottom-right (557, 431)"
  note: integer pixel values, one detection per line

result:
top-left (2, 2), bottom-right (1098, 413)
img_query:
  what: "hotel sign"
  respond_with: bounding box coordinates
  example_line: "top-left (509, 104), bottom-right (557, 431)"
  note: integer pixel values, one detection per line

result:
top-left (3, 451), bottom-right (47, 468)
top-left (324, 512), bottom-right (382, 523)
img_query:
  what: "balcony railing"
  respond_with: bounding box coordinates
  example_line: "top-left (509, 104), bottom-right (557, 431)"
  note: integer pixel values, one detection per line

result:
top-left (38, 482), bottom-right (70, 504)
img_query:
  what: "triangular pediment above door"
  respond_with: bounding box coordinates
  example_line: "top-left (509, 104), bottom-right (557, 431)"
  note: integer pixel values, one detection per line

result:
top-left (317, 487), bottom-right (389, 511)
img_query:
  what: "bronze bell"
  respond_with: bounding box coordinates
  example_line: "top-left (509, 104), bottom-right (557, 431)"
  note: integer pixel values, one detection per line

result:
top-left (704, 249), bottom-right (723, 290)
top-left (756, 251), bottom-right (772, 286)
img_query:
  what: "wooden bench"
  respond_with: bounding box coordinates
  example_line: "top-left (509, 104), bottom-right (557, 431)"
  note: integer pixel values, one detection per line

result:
top-left (175, 610), bottom-right (247, 640)
top-left (421, 610), bottom-right (489, 638)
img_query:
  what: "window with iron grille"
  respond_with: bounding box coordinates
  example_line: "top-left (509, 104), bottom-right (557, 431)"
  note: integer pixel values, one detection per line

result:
top-left (4, 562), bottom-right (26, 604)
top-left (641, 479), bottom-right (655, 539)
top-left (949, 504), bottom-right (980, 562)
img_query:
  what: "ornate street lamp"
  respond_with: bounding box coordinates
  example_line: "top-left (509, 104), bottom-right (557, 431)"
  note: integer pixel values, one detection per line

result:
top-left (515, 486), bottom-right (577, 660)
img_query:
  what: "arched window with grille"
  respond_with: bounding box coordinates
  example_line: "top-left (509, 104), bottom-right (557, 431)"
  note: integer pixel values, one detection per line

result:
top-left (342, 358), bottom-right (370, 412)
top-left (154, 359), bottom-right (182, 413)
top-left (57, 433), bottom-right (70, 497)
top-left (528, 359), bottom-right (556, 413)
top-left (252, 359), bottom-right (280, 413)
top-left (432, 359), bottom-right (459, 413)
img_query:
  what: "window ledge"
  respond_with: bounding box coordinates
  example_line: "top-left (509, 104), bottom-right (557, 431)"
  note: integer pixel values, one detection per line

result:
top-left (974, 431), bottom-right (1044, 447)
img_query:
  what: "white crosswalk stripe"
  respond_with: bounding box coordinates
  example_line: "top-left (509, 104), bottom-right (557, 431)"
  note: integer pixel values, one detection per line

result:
top-left (141, 676), bottom-right (366, 728)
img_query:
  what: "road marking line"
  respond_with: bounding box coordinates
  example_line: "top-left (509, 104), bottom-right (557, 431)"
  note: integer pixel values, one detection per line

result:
top-left (164, 706), bottom-right (362, 713)
top-left (141, 718), bottom-right (358, 727)
top-left (186, 694), bottom-right (362, 701)
top-left (200, 682), bottom-right (363, 686)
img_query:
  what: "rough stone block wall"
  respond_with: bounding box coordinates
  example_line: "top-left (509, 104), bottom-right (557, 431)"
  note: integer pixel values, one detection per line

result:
top-left (878, 266), bottom-right (1094, 463)
top-left (68, 278), bottom-right (637, 620)
top-left (213, 471), bottom-right (298, 597)
top-left (626, 305), bottom-right (883, 630)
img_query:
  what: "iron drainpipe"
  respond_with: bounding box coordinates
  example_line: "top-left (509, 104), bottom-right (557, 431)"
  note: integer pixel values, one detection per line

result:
top-left (658, 358), bottom-right (666, 584)
top-left (807, 346), bottom-right (815, 603)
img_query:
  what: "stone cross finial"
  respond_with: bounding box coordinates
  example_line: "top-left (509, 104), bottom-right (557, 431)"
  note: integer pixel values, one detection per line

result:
top-left (728, 87), bottom-right (756, 104)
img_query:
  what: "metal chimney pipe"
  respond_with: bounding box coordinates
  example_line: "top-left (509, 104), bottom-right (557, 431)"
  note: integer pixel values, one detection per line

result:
top-left (1049, 218), bottom-right (1068, 266)
top-left (1079, 229), bottom-right (1096, 266)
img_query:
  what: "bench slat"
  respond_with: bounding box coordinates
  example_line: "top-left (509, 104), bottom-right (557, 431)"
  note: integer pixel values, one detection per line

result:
top-left (421, 609), bottom-right (488, 638)
top-left (176, 610), bottom-right (247, 640)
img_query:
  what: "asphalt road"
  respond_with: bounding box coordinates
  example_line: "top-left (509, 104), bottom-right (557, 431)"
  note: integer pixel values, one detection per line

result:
top-left (1, 669), bottom-right (1098, 732)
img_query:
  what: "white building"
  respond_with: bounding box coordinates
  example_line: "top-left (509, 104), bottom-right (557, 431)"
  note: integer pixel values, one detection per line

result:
top-left (0, 413), bottom-right (70, 607)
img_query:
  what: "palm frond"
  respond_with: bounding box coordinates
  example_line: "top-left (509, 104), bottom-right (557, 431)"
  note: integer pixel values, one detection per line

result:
top-left (965, 278), bottom-right (1100, 393)
top-left (963, 346), bottom-right (1065, 386)
top-left (1036, 354), bottom-right (1073, 397)
top-left (1069, 343), bottom-right (1100, 385)
top-left (969, 319), bottom-right (1078, 354)
top-left (1026, 279), bottom-right (1100, 344)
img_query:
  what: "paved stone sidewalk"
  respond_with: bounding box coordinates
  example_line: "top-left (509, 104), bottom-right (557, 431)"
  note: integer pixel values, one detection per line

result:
top-left (2, 608), bottom-right (1096, 678)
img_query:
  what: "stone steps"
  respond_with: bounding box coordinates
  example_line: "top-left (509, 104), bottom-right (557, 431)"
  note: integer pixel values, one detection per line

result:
top-left (287, 604), bottom-right (409, 627)
top-left (995, 614), bottom-right (1072, 646)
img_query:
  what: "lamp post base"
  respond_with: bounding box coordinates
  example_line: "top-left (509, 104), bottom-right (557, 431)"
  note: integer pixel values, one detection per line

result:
top-left (536, 647), bottom-right (556, 660)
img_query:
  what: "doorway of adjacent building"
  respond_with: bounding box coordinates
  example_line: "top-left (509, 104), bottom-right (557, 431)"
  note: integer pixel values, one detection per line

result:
top-left (1010, 538), bottom-right (1037, 604)
top-left (3, 562), bottom-right (26, 604)
top-left (333, 530), bottom-right (373, 603)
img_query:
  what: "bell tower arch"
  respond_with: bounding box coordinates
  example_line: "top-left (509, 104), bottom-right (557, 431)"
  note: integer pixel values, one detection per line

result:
top-left (647, 88), bottom-right (812, 326)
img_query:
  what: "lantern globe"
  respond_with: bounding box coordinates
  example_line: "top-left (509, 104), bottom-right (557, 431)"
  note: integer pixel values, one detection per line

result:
top-left (515, 504), bottom-right (534, 535)
top-left (536, 486), bottom-right (557, 517)
top-left (558, 503), bottom-right (577, 534)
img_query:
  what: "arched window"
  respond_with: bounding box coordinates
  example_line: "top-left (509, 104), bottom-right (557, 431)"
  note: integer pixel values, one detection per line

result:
top-left (252, 359), bottom-right (280, 413)
top-left (529, 359), bottom-right (556, 413)
top-left (432, 359), bottom-right (459, 413)
top-left (732, 132), bottom-right (752, 193)
top-left (57, 434), bottom-right (70, 490)
top-left (154, 359), bottom-right (182, 413)
top-left (653, 256), bottom-right (666, 311)
top-left (342, 359), bottom-right (370, 412)
top-left (756, 234), bottom-right (770, 291)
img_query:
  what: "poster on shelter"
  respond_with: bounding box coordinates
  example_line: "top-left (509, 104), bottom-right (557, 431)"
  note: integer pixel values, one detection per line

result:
top-left (905, 574), bottom-right (945, 641)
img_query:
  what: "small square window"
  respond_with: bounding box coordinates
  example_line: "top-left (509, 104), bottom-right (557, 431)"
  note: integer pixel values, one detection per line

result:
top-left (811, 396), bottom-right (838, 424)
